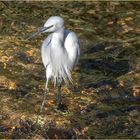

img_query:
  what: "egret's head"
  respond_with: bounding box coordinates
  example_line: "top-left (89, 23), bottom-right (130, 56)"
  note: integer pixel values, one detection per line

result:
top-left (44, 16), bottom-right (64, 32)
top-left (27, 16), bottom-right (64, 40)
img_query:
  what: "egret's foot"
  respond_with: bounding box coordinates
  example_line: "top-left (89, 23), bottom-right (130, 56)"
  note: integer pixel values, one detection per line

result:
top-left (56, 103), bottom-right (68, 112)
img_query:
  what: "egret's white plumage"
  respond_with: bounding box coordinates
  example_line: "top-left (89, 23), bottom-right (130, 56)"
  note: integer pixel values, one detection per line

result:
top-left (28, 16), bottom-right (80, 112)
top-left (41, 16), bottom-right (80, 85)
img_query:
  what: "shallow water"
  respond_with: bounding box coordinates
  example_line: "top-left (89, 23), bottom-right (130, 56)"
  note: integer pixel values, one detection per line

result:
top-left (0, 1), bottom-right (140, 139)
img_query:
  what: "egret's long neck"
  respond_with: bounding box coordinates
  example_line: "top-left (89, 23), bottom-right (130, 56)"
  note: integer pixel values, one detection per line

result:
top-left (51, 28), bottom-right (64, 47)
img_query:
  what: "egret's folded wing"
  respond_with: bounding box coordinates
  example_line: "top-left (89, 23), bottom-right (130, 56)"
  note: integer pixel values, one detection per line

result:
top-left (64, 30), bottom-right (80, 69)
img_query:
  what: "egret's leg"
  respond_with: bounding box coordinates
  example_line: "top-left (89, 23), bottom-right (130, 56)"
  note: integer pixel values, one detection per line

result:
top-left (56, 79), bottom-right (68, 112)
top-left (57, 78), bottom-right (62, 106)
top-left (40, 79), bottom-right (48, 113)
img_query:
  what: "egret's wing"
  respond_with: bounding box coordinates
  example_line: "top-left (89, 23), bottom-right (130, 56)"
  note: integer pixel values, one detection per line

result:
top-left (64, 30), bottom-right (80, 69)
top-left (41, 34), bottom-right (52, 68)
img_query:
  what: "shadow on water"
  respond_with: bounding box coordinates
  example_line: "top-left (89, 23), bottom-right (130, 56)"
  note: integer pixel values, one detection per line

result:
top-left (81, 58), bottom-right (129, 77)
top-left (80, 42), bottom-right (130, 78)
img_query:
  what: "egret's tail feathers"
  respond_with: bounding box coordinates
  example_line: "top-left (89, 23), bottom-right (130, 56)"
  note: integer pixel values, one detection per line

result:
top-left (52, 64), bottom-right (73, 86)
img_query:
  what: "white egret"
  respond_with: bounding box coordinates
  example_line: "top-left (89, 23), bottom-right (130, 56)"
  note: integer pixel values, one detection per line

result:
top-left (28, 16), bottom-right (80, 112)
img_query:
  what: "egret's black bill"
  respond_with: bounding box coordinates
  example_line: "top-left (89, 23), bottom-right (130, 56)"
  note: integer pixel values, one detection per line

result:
top-left (26, 25), bottom-right (53, 40)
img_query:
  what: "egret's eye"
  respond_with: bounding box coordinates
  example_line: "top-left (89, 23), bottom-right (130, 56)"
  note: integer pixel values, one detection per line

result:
top-left (46, 25), bottom-right (54, 29)
top-left (49, 25), bottom-right (53, 27)
top-left (50, 25), bottom-right (54, 28)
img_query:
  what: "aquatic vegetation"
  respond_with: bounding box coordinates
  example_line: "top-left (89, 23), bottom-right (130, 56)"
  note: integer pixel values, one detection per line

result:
top-left (0, 1), bottom-right (140, 139)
